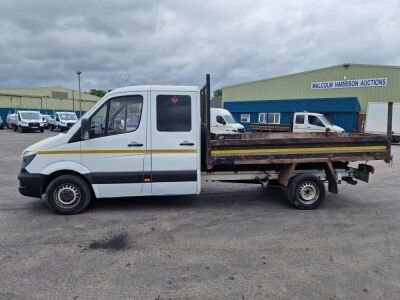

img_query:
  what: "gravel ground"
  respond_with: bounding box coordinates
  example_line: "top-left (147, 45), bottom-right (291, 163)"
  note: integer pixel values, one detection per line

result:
top-left (1, 129), bottom-right (400, 299)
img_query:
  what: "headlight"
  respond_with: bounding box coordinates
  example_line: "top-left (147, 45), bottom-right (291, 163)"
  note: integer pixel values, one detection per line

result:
top-left (22, 121), bottom-right (28, 125)
top-left (21, 151), bottom-right (36, 169)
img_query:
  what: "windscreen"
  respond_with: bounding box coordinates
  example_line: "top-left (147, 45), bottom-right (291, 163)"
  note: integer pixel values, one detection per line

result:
top-left (319, 115), bottom-right (333, 126)
top-left (223, 114), bottom-right (237, 124)
top-left (59, 113), bottom-right (78, 120)
top-left (20, 112), bottom-right (40, 120)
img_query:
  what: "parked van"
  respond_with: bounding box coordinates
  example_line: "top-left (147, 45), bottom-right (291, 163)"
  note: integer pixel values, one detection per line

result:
top-left (49, 112), bottom-right (78, 132)
top-left (14, 111), bottom-right (44, 133)
top-left (250, 112), bottom-right (345, 133)
top-left (211, 108), bottom-right (244, 133)
top-left (41, 114), bottom-right (53, 129)
top-left (293, 112), bottom-right (345, 133)
top-left (6, 113), bottom-right (17, 129)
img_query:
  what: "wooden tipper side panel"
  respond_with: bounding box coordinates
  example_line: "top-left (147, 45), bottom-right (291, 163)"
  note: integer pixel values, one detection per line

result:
top-left (209, 133), bottom-right (389, 168)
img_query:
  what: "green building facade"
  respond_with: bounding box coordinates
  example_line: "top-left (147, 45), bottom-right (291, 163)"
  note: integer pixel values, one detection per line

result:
top-left (0, 86), bottom-right (100, 121)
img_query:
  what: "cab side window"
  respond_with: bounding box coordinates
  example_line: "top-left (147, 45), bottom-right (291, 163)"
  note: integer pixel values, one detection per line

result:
top-left (156, 95), bottom-right (191, 132)
top-left (89, 95), bottom-right (143, 138)
top-left (295, 115), bottom-right (305, 124)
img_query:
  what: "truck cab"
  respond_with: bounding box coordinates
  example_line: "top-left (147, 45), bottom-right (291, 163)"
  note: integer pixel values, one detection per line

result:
top-left (293, 112), bottom-right (344, 133)
top-left (50, 112), bottom-right (78, 132)
top-left (18, 86), bottom-right (200, 214)
top-left (210, 108), bottom-right (244, 133)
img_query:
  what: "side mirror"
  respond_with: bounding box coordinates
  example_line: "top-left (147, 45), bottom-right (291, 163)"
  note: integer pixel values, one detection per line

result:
top-left (81, 118), bottom-right (90, 140)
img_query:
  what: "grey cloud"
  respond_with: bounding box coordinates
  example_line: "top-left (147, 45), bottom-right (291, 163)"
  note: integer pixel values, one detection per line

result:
top-left (0, 0), bottom-right (399, 92)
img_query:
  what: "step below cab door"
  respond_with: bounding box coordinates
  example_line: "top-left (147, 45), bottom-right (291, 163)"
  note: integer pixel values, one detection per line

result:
top-left (81, 92), bottom-right (147, 198)
top-left (150, 90), bottom-right (200, 195)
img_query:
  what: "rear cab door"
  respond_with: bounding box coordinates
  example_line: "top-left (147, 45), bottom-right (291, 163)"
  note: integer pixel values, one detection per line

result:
top-left (150, 87), bottom-right (200, 195)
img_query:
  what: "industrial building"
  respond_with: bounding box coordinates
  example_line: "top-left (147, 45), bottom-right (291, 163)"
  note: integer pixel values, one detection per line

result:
top-left (222, 64), bottom-right (400, 132)
top-left (0, 86), bottom-right (100, 122)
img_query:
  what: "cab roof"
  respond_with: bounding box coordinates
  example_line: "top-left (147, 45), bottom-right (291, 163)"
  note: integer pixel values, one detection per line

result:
top-left (108, 85), bottom-right (199, 96)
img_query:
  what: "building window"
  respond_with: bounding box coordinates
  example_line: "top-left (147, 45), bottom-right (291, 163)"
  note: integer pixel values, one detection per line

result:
top-left (267, 113), bottom-right (280, 124)
top-left (258, 113), bottom-right (267, 123)
top-left (240, 114), bottom-right (250, 123)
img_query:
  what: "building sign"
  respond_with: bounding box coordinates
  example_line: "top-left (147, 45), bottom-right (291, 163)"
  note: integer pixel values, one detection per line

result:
top-left (311, 78), bottom-right (387, 90)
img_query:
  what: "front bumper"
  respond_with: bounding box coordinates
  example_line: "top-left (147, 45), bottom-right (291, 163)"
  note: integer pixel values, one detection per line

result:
top-left (18, 168), bottom-right (46, 198)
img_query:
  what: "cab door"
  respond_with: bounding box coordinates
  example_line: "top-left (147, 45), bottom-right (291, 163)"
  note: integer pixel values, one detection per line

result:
top-left (81, 92), bottom-right (147, 198)
top-left (150, 90), bottom-right (199, 195)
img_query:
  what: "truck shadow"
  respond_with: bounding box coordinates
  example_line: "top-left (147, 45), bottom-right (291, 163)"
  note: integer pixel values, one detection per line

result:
top-left (88, 187), bottom-right (291, 212)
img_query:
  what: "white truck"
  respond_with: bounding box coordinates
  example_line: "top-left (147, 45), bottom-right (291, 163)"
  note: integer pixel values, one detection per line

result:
top-left (13, 111), bottom-right (44, 133)
top-left (364, 102), bottom-right (400, 143)
top-left (49, 112), bottom-right (78, 132)
top-left (17, 75), bottom-right (390, 215)
top-left (250, 112), bottom-right (345, 133)
top-left (210, 108), bottom-right (244, 133)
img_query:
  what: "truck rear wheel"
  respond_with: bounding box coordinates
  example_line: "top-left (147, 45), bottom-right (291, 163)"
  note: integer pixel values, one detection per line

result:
top-left (286, 174), bottom-right (326, 209)
top-left (45, 174), bottom-right (92, 214)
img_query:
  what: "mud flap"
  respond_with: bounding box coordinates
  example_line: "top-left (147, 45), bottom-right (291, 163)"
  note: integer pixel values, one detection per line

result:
top-left (278, 163), bottom-right (297, 187)
top-left (325, 161), bottom-right (338, 194)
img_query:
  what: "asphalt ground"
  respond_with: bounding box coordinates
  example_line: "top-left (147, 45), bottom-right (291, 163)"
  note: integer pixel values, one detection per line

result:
top-left (0, 129), bottom-right (400, 299)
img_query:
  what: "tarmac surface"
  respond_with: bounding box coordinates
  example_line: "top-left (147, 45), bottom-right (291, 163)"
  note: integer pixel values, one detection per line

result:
top-left (1, 129), bottom-right (400, 299)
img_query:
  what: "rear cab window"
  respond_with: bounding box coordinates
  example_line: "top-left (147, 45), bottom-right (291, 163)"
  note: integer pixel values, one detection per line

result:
top-left (156, 95), bottom-right (191, 132)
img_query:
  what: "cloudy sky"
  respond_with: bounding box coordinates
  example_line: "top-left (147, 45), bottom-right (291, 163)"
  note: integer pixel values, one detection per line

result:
top-left (0, 0), bottom-right (399, 93)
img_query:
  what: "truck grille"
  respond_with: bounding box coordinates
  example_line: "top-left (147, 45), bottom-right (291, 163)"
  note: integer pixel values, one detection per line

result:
top-left (29, 122), bottom-right (40, 127)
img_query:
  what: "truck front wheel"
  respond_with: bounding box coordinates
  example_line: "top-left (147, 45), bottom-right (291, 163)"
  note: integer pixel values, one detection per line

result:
top-left (286, 174), bottom-right (326, 209)
top-left (45, 174), bottom-right (92, 214)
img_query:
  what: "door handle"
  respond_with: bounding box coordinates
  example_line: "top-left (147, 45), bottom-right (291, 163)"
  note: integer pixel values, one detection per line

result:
top-left (180, 141), bottom-right (194, 146)
top-left (127, 142), bottom-right (143, 147)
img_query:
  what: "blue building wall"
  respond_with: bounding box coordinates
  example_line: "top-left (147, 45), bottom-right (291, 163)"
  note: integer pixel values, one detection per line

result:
top-left (224, 97), bottom-right (360, 132)
top-left (0, 108), bottom-right (85, 125)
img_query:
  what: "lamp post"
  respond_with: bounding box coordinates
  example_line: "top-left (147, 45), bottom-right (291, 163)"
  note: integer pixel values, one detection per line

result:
top-left (77, 70), bottom-right (82, 117)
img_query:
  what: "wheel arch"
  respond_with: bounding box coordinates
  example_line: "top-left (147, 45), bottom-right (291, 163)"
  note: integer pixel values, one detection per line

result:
top-left (42, 170), bottom-right (95, 199)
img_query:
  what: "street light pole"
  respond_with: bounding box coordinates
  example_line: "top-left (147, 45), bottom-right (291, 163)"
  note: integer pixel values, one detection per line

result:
top-left (77, 70), bottom-right (82, 117)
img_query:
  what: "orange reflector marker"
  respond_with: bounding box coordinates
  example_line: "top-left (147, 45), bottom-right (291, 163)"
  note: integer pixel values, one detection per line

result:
top-left (143, 177), bottom-right (151, 183)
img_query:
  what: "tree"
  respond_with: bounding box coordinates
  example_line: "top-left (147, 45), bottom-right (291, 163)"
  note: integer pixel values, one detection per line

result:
top-left (89, 89), bottom-right (107, 98)
top-left (213, 89), bottom-right (222, 100)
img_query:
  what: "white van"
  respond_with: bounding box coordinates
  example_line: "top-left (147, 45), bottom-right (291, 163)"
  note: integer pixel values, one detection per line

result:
top-left (210, 108), bottom-right (244, 133)
top-left (49, 112), bottom-right (78, 132)
top-left (14, 111), bottom-right (44, 133)
top-left (293, 112), bottom-right (345, 133)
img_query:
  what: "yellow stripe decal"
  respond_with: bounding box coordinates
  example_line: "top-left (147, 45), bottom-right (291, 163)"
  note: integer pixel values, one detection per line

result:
top-left (211, 145), bottom-right (386, 155)
top-left (37, 149), bottom-right (197, 155)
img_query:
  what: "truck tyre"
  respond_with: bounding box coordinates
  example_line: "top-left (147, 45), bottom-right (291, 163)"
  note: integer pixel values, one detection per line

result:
top-left (50, 125), bottom-right (54, 131)
top-left (40, 128), bottom-right (44, 133)
top-left (286, 174), bottom-right (326, 210)
top-left (45, 174), bottom-right (92, 214)
top-left (18, 126), bottom-right (23, 133)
